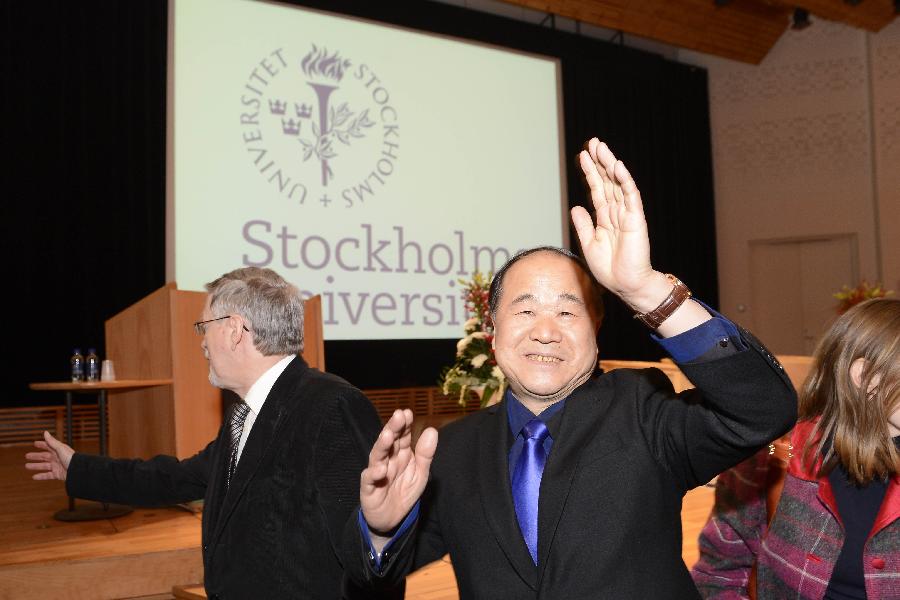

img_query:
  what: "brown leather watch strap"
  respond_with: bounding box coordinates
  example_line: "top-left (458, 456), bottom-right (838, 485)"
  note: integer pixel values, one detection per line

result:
top-left (633, 274), bottom-right (692, 330)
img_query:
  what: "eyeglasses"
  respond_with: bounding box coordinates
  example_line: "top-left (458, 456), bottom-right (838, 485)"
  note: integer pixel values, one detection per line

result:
top-left (193, 315), bottom-right (251, 336)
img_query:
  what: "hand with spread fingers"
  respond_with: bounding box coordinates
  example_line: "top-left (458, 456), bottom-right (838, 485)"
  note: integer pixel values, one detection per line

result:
top-left (25, 430), bottom-right (74, 481)
top-left (571, 137), bottom-right (710, 334)
top-left (571, 138), bottom-right (656, 304)
top-left (360, 409), bottom-right (438, 549)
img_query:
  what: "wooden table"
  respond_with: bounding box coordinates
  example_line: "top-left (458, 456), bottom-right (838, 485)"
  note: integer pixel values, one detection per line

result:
top-left (28, 379), bottom-right (172, 521)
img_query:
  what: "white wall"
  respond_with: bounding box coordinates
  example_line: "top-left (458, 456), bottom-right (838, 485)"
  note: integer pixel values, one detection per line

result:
top-left (679, 18), bottom-right (900, 333)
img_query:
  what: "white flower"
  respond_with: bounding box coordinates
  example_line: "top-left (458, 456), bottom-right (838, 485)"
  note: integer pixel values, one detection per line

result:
top-left (470, 354), bottom-right (489, 368)
top-left (464, 317), bottom-right (479, 331)
top-left (456, 335), bottom-right (471, 355)
top-left (492, 366), bottom-right (505, 381)
top-left (471, 331), bottom-right (487, 339)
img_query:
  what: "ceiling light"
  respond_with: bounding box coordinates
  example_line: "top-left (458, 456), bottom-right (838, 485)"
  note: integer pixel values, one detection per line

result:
top-left (791, 8), bottom-right (812, 30)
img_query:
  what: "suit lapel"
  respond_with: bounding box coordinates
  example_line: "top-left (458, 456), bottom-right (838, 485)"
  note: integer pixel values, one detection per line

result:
top-left (536, 378), bottom-right (621, 582)
top-left (209, 358), bottom-right (306, 548)
top-left (476, 398), bottom-right (538, 590)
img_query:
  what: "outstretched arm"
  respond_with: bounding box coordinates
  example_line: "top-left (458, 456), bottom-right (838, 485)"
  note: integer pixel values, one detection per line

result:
top-left (572, 138), bottom-right (710, 337)
top-left (28, 430), bottom-right (212, 507)
top-left (360, 409), bottom-right (437, 553)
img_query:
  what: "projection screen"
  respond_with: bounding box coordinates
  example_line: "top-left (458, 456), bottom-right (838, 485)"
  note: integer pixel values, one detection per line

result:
top-left (168, 0), bottom-right (567, 340)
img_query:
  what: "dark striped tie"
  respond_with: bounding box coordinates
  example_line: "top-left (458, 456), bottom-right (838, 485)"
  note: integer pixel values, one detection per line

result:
top-left (226, 401), bottom-right (251, 490)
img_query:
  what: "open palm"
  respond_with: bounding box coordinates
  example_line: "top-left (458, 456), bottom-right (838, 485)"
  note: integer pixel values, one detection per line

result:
top-left (360, 409), bottom-right (437, 534)
top-left (571, 138), bottom-right (654, 299)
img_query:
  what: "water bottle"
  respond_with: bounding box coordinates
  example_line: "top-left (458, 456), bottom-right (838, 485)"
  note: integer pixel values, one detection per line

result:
top-left (71, 348), bottom-right (85, 382)
top-left (86, 348), bottom-right (100, 382)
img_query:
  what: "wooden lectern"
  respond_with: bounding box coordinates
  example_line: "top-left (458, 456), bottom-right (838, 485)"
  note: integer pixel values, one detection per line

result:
top-left (104, 283), bottom-right (324, 459)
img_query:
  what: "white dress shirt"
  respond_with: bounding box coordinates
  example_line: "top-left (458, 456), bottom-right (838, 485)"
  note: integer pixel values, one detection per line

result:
top-left (235, 354), bottom-right (295, 463)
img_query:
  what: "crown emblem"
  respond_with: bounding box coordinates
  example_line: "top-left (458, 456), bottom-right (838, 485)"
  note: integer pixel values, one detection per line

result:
top-left (295, 103), bottom-right (312, 119)
top-left (268, 99), bottom-right (287, 115)
top-left (281, 118), bottom-right (301, 135)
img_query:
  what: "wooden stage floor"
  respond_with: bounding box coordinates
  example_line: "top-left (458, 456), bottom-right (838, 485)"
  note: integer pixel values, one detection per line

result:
top-left (0, 442), bottom-right (715, 599)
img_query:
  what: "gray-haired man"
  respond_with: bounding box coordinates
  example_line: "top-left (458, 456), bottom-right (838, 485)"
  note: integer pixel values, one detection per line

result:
top-left (27, 267), bottom-right (397, 599)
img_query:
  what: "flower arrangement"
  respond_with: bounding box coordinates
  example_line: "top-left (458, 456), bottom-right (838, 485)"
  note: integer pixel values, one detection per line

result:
top-left (439, 271), bottom-right (506, 408)
top-left (833, 281), bottom-right (894, 314)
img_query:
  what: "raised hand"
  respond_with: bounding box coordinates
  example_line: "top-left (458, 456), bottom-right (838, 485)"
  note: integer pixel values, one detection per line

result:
top-left (572, 138), bottom-right (711, 335)
top-left (360, 409), bottom-right (437, 541)
top-left (25, 430), bottom-right (74, 481)
top-left (571, 138), bottom-right (656, 303)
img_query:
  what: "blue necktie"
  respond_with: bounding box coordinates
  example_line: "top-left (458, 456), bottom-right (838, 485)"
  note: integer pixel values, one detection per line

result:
top-left (512, 418), bottom-right (550, 565)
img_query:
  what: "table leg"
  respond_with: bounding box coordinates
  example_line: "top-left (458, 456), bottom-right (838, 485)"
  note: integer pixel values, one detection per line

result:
top-left (98, 390), bottom-right (109, 510)
top-left (53, 389), bottom-right (132, 522)
top-left (99, 390), bottom-right (108, 457)
top-left (65, 391), bottom-right (74, 513)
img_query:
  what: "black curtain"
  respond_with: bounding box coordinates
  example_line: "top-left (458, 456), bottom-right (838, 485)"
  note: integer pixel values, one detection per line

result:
top-left (562, 51), bottom-right (717, 361)
top-left (3, 0), bottom-right (716, 406)
top-left (3, 2), bottom-right (167, 406)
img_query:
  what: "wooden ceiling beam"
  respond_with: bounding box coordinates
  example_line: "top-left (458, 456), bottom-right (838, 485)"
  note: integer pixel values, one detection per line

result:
top-left (498, 0), bottom-right (791, 63)
top-left (497, 0), bottom-right (897, 63)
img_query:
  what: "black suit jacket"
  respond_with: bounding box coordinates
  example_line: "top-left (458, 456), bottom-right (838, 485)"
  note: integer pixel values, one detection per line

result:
top-left (68, 357), bottom-right (398, 599)
top-left (344, 331), bottom-right (797, 599)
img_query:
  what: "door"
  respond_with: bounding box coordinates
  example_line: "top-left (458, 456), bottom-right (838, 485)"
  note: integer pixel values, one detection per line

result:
top-left (749, 235), bottom-right (858, 355)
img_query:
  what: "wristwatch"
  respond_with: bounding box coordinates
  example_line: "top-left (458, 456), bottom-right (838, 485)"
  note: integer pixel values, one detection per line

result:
top-left (633, 274), bottom-right (692, 330)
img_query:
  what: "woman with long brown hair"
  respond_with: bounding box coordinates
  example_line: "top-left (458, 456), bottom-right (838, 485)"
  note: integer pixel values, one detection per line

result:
top-left (691, 297), bottom-right (900, 599)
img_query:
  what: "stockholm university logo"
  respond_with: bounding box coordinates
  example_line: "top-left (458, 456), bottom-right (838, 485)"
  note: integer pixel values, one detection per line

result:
top-left (239, 45), bottom-right (400, 208)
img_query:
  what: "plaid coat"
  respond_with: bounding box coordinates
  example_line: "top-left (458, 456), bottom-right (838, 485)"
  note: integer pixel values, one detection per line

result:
top-left (691, 420), bottom-right (900, 599)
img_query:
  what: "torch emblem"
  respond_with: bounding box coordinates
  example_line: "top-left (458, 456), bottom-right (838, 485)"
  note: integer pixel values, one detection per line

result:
top-left (242, 44), bottom-right (398, 208)
top-left (269, 45), bottom-right (374, 187)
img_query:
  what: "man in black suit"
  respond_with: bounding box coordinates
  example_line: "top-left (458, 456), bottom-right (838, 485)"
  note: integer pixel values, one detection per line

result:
top-left (343, 139), bottom-right (798, 598)
top-left (26, 267), bottom-right (396, 599)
